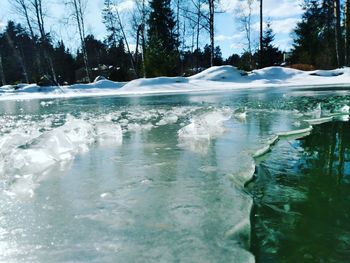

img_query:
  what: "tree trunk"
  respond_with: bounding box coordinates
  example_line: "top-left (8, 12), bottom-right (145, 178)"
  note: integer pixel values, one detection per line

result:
top-left (141, 0), bottom-right (146, 78)
top-left (71, 0), bottom-right (90, 82)
top-left (334, 0), bottom-right (343, 67)
top-left (209, 0), bottom-right (214, 67)
top-left (32, 0), bottom-right (57, 82)
top-left (115, 9), bottom-right (138, 78)
top-left (196, 1), bottom-right (200, 71)
top-left (260, 0), bottom-right (263, 68)
top-left (346, 0), bottom-right (350, 65)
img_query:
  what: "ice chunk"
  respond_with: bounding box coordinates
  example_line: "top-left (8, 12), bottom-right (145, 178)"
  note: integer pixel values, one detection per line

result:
top-left (95, 122), bottom-right (123, 146)
top-left (338, 105), bottom-right (349, 113)
top-left (1, 117), bottom-right (95, 197)
top-left (156, 114), bottom-right (178, 126)
top-left (10, 149), bottom-right (56, 175)
top-left (178, 109), bottom-right (232, 153)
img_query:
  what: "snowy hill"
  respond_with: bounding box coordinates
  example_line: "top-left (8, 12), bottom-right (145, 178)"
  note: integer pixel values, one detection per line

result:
top-left (1, 66), bottom-right (350, 100)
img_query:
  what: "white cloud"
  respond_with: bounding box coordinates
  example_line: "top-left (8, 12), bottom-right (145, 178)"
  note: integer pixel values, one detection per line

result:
top-left (215, 35), bottom-right (235, 42)
top-left (110, 0), bottom-right (136, 13)
top-left (264, 0), bottom-right (303, 18)
top-left (252, 17), bottom-right (300, 34)
top-left (0, 21), bottom-right (5, 31)
top-left (219, 0), bottom-right (303, 18)
top-left (275, 38), bottom-right (293, 51)
top-left (219, 0), bottom-right (239, 13)
top-left (230, 42), bottom-right (246, 50)
top-left (271, 18), bottom-right (300, 34)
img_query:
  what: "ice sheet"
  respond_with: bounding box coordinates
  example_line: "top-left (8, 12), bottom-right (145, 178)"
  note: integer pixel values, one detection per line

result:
top-left (0, 93), bottom-right (349, 263)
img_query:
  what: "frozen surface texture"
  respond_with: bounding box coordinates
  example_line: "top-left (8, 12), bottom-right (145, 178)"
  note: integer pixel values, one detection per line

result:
top-left (0, 88), bottom-right (350, 262)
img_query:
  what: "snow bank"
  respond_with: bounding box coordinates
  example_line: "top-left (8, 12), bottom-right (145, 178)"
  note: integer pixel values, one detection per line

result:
top-left (2, 65), bottom-right (350, 101)
top-left (189, 65), bottom-right (246, 82)
top-left (310, 68), bottom-right (344, 77)
top-left (70, 79), bottom-right (125, 90)
top-left (121, 76), bottom-right (188, 91)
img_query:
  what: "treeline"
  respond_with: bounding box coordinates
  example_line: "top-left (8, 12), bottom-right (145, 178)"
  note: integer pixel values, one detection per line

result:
top-left (0, 0), bottom-right (345, 86)
top-left (0, 0), bottom-right (284, 85)
top-left (291, 0), bottom-right (350, 69)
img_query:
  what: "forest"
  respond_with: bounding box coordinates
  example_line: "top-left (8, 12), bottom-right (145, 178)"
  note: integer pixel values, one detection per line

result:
top-left (0, 0), bottom-right (349, 85)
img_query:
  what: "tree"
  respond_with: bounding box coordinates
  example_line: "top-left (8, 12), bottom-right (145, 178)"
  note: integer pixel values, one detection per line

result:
top-left (208, 0), bottom-right (215, 67)
top-left (11, 0), bottom-right (57, 82)
top-left (130, 0), bottom-right (147, 77)
top-left (52, 41), bottom-right (76, 84)
top-left (146, 0), bottom-right (179, 77)
top-left (213, 45), bottom-right (223, 66)
top-left (259, 0), bottom-right (263, 68)
top-left (11, 0), bottom-right (35, 38)
top-left (65, 0), bottom-right (91, 82)
top-left (102, 0), bottom-right (138, 78)
top-left (291, 0), bottom-right (337, 68)
top-left (346, 0), bottom-right (350, 65)
top-left (102, 0), bottom-right (120, 47)
top-left (236, 0), bottom-right (255, 69)
top-left (182, 0), bottom-right (207, 71)
top-left (0, 53), bottom-right (5, 85)
top-left (334, 0), bottom-right (343, 67)
top-left (260, 22), bottom-right (283, 68)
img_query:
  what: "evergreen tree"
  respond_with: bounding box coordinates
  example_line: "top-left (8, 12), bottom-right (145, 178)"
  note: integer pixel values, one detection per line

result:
top-left (102, 0), bottom-right (120, 47)
top-left (146, 0), bottom-right (179, 77)
top-left (260, 23), bottom-right (283, 68)
top-left (291, 0), bottom-right (337, 68)
top-left (52, 41), bottom-right (76, 84)
top-left (213, 46), bottom-right (223, 66)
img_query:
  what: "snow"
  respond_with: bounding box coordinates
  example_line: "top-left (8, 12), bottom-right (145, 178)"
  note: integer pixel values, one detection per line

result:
top-left (188, 65), bottom-right (246, 82)
top-left (1, 65), bottom-right (350, 101)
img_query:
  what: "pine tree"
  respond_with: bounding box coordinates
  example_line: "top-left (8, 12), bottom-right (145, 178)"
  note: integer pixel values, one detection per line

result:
top-left (260, 23), bottom-right (283, 68)
top-left (146, 0), bottom-right (179, 77)
top-left (291, 0), bottom-right (337, 68)
top-left (102, 0), bottom-right (120, 47)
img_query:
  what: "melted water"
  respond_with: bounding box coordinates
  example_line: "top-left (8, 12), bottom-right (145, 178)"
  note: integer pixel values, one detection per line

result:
top-left (0, 90), bottom-right (349, 262)
top-left (250, 121), bottom-right (350, 262)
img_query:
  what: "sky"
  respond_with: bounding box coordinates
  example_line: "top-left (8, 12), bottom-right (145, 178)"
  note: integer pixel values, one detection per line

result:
top-left (0, 0), bottom-right (304, 58)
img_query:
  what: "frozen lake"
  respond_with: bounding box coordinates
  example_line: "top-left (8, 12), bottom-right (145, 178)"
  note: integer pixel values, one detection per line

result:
top-left (0, 88), bottom-right (350, 262)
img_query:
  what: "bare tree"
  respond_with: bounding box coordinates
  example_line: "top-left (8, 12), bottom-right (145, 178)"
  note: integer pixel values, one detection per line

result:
top-left (259, 0), bottom-right (263, 68)
top-left (236, 0), bottom-right (254, 69)
top-left (10, 0), bottom-right (53, 81)
top-left (182, 0), bottom-right (207, 70)
top-left (31, 0), bottom-right (45, 39)
top-left (131, 0), bottom-right (147, 77)
top-left (103, 0), bottom-right (138, 78)
top-left (208, 0), bottom-right (215, 67)
top-left (65, 0), bottom-right (90, 82)
top-left (11, 0), bottom-right (35, 38)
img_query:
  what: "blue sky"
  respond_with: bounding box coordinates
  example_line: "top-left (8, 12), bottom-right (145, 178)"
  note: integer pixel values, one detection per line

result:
top-left (0, 0), bottom-right (303, 58)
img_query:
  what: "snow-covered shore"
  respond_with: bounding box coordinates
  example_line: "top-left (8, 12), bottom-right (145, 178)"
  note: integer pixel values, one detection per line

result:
top-left (1, 66), bottom-right (350, 101)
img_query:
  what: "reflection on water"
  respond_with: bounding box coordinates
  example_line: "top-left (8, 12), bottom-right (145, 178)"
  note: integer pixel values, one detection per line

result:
top-left (250, 121), bottom-right (350, 262)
